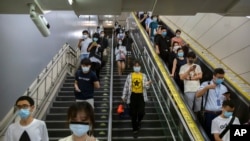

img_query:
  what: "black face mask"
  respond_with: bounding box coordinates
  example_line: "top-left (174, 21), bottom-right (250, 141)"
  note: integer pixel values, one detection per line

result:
top-left (189, 59), bottom-right (194, 64)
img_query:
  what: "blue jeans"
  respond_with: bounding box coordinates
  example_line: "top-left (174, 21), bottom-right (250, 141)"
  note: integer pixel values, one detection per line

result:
top-left (80, 54), bottom-right (89, 61)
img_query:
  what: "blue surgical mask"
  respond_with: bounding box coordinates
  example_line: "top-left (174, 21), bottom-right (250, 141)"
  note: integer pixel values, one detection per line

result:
top-left (133, 66), bottom-right (141, 72)
top-left (177, 52), bottom-right (184, 57)
top-left (162, 31), bottom-right (167, 36)
top-left (18, 108), bottom-right (30, 119)
top-left (69, 123), bottom-right (90, 137)
top-left (93, 38), bottom-right (98, 42)
top-left (153, 18), bottom-right (157, 21)
top-left (215, 78), bottom-right (224, 85)
top-left (82, 66), bottom-right (90, 73)
top-left (223, 111), bottom-right (233, 118)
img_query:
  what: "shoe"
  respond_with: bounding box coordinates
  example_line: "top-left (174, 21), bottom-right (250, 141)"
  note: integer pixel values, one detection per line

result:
top-left (138, 122), bottom-right (141, 130)
top-left (133, 130), bottom-right (138, 138)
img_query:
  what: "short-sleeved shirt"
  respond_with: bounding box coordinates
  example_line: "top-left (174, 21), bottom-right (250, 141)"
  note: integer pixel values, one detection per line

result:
top-left (211, 116), bottom-right (240, 141)
top-left (179, 64), bottom-right (202, 92)
top-left (149, 21), bottom-right (158, 37)
top-left (80, 38), bottom-right (92, 54)
top-left (5, 119), bottom-right (49, 141)
top-left (75, 70), bottom-right (98, 100)
top-left (154, 35), bottom-right (170, 54)
top-left (198, 80), bottom-right (228, 111)
top-left (122, 37), bottom-right (133, 51)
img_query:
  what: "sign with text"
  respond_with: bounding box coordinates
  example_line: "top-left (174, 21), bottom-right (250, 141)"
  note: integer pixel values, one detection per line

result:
top-left (230, 125), bottom-right (250, 140)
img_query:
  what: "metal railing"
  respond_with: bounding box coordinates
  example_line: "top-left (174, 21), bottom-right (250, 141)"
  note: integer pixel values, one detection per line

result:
top-left (0, 43), bottom-right (78, 139)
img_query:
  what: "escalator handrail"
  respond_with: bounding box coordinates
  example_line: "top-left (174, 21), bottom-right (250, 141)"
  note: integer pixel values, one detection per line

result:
top-left (131, 12), bottom-right (205, 141)
top-left (107, 30), bottom-right (114, 141)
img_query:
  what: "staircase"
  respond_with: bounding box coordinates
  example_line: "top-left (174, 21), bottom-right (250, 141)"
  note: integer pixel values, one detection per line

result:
top-left (45, 55), bottom-right (111, 141)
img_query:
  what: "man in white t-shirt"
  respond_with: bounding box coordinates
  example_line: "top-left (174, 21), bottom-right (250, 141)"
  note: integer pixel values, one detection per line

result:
top-left (211, 100), bottom-right (240, 141)
top-left (179, 52), bottom-right (202, 112)
top-left (78, 30), bottom-right (92, 61)
top-left (5, 96), bottom-right (49, 141)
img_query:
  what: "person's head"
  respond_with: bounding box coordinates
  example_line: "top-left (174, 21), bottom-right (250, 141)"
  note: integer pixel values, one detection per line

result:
top-left (221, 100), bottom-right (235, 118)
top-left (80, 58), bottom-right (91, 73)
top-left (152, 15), bottom-right (157, 22)
top-left (100, 31), bottom-right (105, 37)
top-left (82, 30), bottom-right (89, 39)
top-left (161, 26), bottom-right (167, 37)
top-left (133, 60), bottom-right (141, 73)
top-left (175, 29), bottom-right (181, 37)
top-left (92, 33), bottom-right (99, 42)
top-left (186, 52), bottom-right (196, 64)
top-left (67, 102), bottom-right (95, 137)
top-left (177, 48), bottom-right (184, 58)
top-left (223, 91), bottom-right (231, 100)
top-left (213, 68), bottom-right (225, 85)
top-left (125, 31), bottom-right (129, 37)
top-left (173, 41), bottom-right (180, 47)
top-left (117, 39), bottom-right (123, 46)
top-left (15, 96), bottom-right (35, 120)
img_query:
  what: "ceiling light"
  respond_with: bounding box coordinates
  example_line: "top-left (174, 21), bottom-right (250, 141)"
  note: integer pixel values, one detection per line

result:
top-left (68, 0), bottom-right (73, 5)
top-left (246, 16), bottom-right (250, 19)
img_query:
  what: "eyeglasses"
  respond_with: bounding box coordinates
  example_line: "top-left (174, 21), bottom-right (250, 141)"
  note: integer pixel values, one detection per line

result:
top-left (15, 104), bottom-right (30, 110)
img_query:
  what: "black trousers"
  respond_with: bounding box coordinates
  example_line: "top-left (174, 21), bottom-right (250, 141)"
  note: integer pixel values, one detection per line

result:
top-left (91, 62), bottom-right (101, 80)
top-left (129, 93), bottom-right (145, 131)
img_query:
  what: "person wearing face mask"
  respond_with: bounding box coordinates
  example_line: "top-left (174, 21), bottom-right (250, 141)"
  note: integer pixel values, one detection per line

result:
top-left (145, 12), bottom-right (152, 34)
top-left (59, 102), bottom-right (99, 141)
top-left (116, 29), bottom-right (125, 41)
top-left (98, 31), bottom-right (109, 68)
top-left (74, 58), bottom-right (100, 108)
top-left (122, 31), bottom-right (134, 68)
top-left (148, 15), bottom-right (159, 42)
top-left (87, 33), bottom-right (102, 80)
top-left (211, 100), bottom-right (240, 141)
top-left (171, 29), bottom-right (185, 47)
top-left (179, 52), bottom-right (203, 113)
top-left (78, 30), bottom-right (93, 60)
top-left (121, 60), bottom-right (152, 138)
top-left (5, 96), bottom-right (49, 141)
top-left (196, 68), bottom-right (229, 141)
top-left (170, 48), bottom-right (187, 92)
top-left (115, 39), bottom-right (127, 75)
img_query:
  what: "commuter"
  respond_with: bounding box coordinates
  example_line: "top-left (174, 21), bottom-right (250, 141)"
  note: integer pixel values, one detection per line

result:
top-left (122, 31), bottom-right (134, 68)
top-left (196, 68), bottom-right (228, 141)
top-left (99, 31), bottom-right (109, 67)
top-left (78, 30), bottom-right (92, 60)
top-left (170, 48), bottom-right (187, 93)
top-left (148, 15), bottom-right (159, 42)
top-left (116, 29), bottom-right (125, 41)
top-left (179, 52), bottom-right (202, 111)
top-left (115, 25), bottom-right (122, 38)
top-left (169, 41), bottom-right (181, 70)
top-left (145, 12), bottom-right (152, 34)
top-left (172, 41), bottom-right (181, 54)
top-left (154, 26), bottom-right (171, 67)
top-left (171, 29), bottom-right (185, 47)
top-left (59, 102), bottom-right (99, 141)
top-left (211, 100), bottom-right (240, 141)
top-left (115, 39), bottom-right (127, 75)
top-left (139, 12), bottom-right (148, 30)
top-left (121, 60), bottom-right (152, 138)
top-left (87, 33), bottom-right (102, 80)
top-left (74, 58), bottom-right (100, 108)
top-left (5, 96), bottom-right (49, 141)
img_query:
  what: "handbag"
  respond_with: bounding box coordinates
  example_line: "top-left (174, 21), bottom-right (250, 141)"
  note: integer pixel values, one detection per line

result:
top-left (117, 102), bottom-right (130, 119)
top-left (120, 52), bottom-right (126, 60)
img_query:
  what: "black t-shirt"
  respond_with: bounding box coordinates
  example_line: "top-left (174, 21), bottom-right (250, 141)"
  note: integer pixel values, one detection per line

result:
top-left (154, 34), bottom-right (171, 54)
top-left (75, 70), bottom-right (98, 100)
top-left (122, 36), bottom-right (133, 51)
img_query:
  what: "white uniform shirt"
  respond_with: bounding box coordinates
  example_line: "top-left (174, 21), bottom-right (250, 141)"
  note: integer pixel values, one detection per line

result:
top-left (198, 80), bottom-right (228, 111)
top-left (5, 119), bottom-right (49, 141)
top-left (80, 38), bottom-right (92, 55)
top-left (179, 63), bottom-right (202, 93)
top-left (211, 116), bottom-right (240, 141)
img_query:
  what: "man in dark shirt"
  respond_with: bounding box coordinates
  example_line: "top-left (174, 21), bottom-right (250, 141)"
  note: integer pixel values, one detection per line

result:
top-left (74, 58), bottom-right (100, 108)
top-left (122, 31), bottom-right (134, 68)
top-left (154, 26), bottom-right (171, 68)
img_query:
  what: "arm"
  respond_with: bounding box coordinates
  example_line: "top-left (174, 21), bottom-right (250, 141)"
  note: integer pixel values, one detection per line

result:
top-left (143, 74), bottom-right (152, 89)
top-left (213, 133), bottom-right (223, 141)
top-left (171, 59), bottom-right (177, 76)
top-left (122, 74), bottom-right (130, 101)
top-left (196, 83), bottom-right (216, 98)
top-left (94, 81), bottom-right (100, 89)
top-left (74, 80), bottom-right (81, 92)
top-left (78, 39), bottom-right (83, 49)
top-left (42, 121), bottom-right (49, 141)
top-left (155, 44), bottom-right (160, 54)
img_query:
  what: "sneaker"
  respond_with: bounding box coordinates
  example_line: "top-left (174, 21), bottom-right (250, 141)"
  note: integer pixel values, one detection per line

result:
top-left (133, 130), bottom-right (138, 138)
top-left (138, 122), bottom-right (141, 130)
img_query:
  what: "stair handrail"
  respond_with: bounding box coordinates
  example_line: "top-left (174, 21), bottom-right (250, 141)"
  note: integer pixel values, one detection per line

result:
top-left (107, 31), bottom-right (114, 141)
top-left (0, 43), bottom-right (78, 139)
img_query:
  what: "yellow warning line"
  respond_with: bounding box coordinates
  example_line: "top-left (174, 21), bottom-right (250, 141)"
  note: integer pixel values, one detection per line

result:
top-left (131, 12), bottom-right (204, 141)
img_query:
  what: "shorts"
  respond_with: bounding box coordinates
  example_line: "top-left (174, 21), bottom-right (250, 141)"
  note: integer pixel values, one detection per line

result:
top-left (76, 98), bottom-right (94, 108)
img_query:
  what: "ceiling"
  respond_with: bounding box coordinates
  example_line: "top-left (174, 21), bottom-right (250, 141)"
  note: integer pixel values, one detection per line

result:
top-left (0, 0), bottom-right (250, 27)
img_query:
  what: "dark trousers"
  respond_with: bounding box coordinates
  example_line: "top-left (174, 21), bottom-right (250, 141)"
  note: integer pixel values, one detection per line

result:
top-left (91, 62), bottom-right (101, 80)
top-left (129, 93), bottom-right (145, 131)
top-left (204, 111), bottom-right (221, 141)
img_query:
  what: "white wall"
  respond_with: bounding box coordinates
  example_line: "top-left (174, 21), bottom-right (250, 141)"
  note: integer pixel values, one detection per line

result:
top-left (164, 13), bottom-right (250, 84)
top-left (0, 11), bottom-right (93, 120)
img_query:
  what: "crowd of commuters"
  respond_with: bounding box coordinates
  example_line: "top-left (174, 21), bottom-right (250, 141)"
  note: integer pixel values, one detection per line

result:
top-left (136, 11), bottom-right (244, 141)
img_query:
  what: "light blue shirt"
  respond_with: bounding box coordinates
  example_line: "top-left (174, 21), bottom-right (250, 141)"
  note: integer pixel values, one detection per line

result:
top-left (198, 80), bottom-right (228, 111)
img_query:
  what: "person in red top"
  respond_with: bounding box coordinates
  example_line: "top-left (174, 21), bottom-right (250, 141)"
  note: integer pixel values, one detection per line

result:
top-left (171, 29), bottom-right (185, 47)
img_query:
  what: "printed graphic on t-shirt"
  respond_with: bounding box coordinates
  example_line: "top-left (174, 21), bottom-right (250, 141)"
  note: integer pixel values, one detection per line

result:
top-left (131, 73), bottom-right (143, 93)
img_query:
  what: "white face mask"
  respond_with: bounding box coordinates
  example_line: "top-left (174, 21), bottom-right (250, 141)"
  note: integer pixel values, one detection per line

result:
top-left (118, 41), bottom-right (122, 45)
top-left (133, 66), bottom-right (141, 72)
top-left (69, 123), bottom-right (90, 137)
top-left (82, 66), bottom-right (90, 73)
top-left (82, 34), bottom-right (88, 39)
